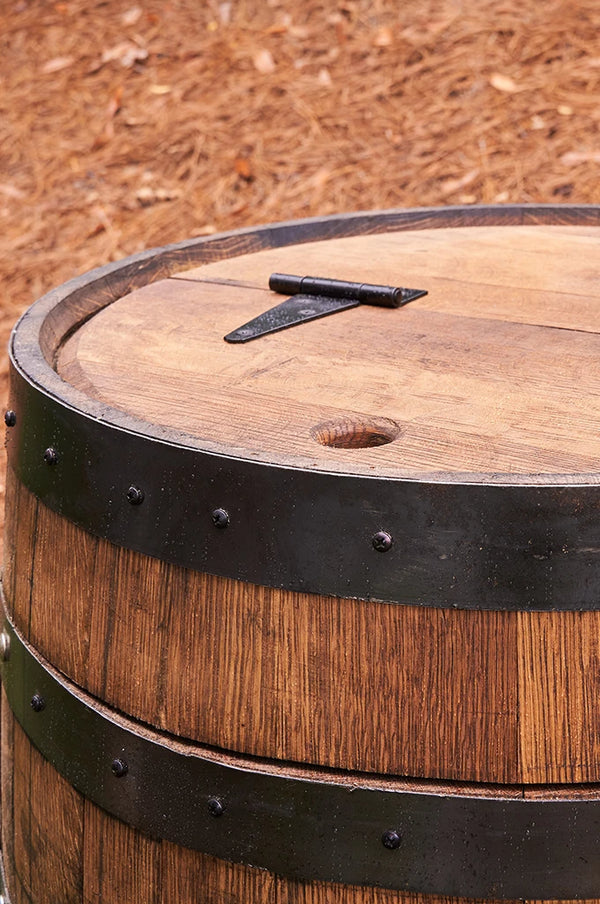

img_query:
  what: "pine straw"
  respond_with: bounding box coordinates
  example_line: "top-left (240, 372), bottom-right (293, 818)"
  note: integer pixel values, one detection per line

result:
top-left (0, 0), bottom-right (600, 506)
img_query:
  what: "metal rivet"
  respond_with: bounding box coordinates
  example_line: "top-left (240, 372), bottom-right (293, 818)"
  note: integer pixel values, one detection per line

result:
top-left (381, 829), bottom-right (402, 850)
top-left (372, 530), bottom-right (393, 552)
top-left (208, 797), bottom-right (225, 817)
top-left (0, 631), bottom-right (10, 661)
top-left (212, 508), bottom-right (229, 528)
top-left (111, 757), bottom-right (128, 777)
top-left (4, 410), bottom-right (16, 427)
top-left (43, 447), bottom-right (58, 465)
top-left (127, 486), bottom-right (144, 505)
top-left (30, 693), bottom-right (45, 712)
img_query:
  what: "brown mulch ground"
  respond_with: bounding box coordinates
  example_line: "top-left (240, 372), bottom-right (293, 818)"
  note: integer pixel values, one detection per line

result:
top-left (1, 0), bottom-right (600, 507)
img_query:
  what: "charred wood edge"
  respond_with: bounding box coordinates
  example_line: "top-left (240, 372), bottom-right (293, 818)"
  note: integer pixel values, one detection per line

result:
top-left (4, 611), bottom-right (600, 900)
top-left (7, 204), bottom-right (600, 611)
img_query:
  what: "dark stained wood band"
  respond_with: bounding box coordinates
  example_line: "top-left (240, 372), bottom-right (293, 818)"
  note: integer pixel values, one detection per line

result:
top-left (2, 466), bottom-right (521, 785)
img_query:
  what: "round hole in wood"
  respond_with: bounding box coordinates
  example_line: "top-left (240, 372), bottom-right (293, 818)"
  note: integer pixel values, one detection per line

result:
top-left (310, 416), bottom-right (401, 449)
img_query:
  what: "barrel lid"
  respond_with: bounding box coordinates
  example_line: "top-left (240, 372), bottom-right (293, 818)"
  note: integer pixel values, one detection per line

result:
top-left (8, 206), bottom-right (600, 609)
top-left (55, 222), bottom-right (600, 483)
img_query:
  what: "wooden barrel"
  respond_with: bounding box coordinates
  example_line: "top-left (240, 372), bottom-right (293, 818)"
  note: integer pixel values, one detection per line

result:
top-left (3, 204), bottom-right (600, 903)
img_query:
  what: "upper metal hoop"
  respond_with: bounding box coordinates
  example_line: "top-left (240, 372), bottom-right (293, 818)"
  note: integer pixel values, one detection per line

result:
top-left (8, 205), bottom-right (600, 610)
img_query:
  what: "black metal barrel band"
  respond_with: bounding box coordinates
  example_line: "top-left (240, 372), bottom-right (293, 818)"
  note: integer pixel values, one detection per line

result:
top-left (8, 363), bottom-right (600, 612)
top-left (4, 616), bottom-right (600, 900)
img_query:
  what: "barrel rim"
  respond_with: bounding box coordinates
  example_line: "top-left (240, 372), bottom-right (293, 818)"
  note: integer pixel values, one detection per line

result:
top-left (11, 201), bottom-right (600, 487)
top-left (8, 204), bottom-right (600, 610)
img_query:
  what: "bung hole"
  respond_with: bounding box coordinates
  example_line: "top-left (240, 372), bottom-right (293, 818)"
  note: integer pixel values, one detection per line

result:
top-left (311, 416), bottom-right (401, 449)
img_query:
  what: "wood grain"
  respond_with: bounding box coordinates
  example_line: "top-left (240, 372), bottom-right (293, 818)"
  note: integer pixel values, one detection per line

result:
top-left (517, 611), bottom-right (600, 783)
top-left (8, 714), bottom-right (83, 904)
top-left (6, 465), bottom-right (600, 785)
top-left (82, 801), bottom-right (160, 904)
top-left (1, 687), bottom-right (16, 902)
top-left (56, 226), bottom-right (600, 481)
top-left (5, 467), bottom-right (518, 783)
top-left (161, 844), bottom-right (279, 904)
top-left (2, 458), bottom-right (38, 636)
top-left (3, 706), bottom-right (277, 904)
top-left (37, 207), bottom-right (525, 372)
top-left (176, 225), bottom-right (600, 322)
top-left (6, 209), bottom-right (600, 900)
top-left (12, 709), bottom-right (32, 903)
top-left (4, 704), bottom-right (600, 903)
top-left (278, 881), bottom-right (513, 904)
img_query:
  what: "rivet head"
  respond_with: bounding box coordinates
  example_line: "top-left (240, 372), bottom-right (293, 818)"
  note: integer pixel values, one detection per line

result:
top-left (372, 530), bottom-right (393, 552)
top-left (0, 631), bottom-right (10, 661)
top-left (4, 410), bottom-right (16, 427)
top-left (111, 757), bottom-right (128, 777)
top-left (208, 797), bottom-right (225, 817)
top-left (381, 829), bottom-right (402, 850)
top-left (126, 486), bottom-right (144, 505)
top-left (30, 693), bottom-right (45, 712)
top-left (212, 508), bottom-right (229, 528)
top-left (43, 447), bottom-right (58, 465)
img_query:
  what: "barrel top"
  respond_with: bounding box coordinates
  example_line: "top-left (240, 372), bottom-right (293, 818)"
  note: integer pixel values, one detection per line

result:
top-left (10, 207), bottom-right (600, 609)
top-left (56, 222), bottom-right (600, 483)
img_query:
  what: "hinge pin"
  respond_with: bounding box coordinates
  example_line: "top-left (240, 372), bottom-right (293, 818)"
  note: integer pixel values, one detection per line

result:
top-left (225, 272), bottom-right (427, 343)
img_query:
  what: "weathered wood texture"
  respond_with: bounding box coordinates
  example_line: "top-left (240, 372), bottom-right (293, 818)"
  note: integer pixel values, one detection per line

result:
top-left (32, 205), bottom-right (600, 372)
top-left (6, 469), bottom-right (600, 785)
top-left (57, 226), bottom-right (600, 481)
top-left (6, 209), bottom-right (600, 900)
top-left (22, 219), bottom-right (600, 783)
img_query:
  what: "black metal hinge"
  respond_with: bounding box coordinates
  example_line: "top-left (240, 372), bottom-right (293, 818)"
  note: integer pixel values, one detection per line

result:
top-left (224, 273), bottom-right (427, 343)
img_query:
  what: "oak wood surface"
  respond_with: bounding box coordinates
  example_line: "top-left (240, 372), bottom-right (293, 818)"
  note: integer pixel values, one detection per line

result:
top-left (2, 469), bottom-right (516, 783)
top-left (31, 206), bottom-right (600, 367)
top-left (7, 469), bottom-right (600, 785)
top-left (4, 702), bottom-right (600, 904)
top-left (57, 226), bottom-right (600, 481)
top-left (8, 709), bottom-right (83, 904)
top-left (1, 688), bottom-right (16, 902)
top-left (517, 611), bottom-right (600, 783)
top-left (83, 802), bottom-right (161, 904)
top-left (6, 209), bottom-right (600, 900)
top-left (176, 225), bottom-right (600, 319)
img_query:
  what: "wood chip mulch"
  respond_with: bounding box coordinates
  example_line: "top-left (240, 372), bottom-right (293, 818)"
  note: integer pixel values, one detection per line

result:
top-left (1, 0), bottom-right (600, 505)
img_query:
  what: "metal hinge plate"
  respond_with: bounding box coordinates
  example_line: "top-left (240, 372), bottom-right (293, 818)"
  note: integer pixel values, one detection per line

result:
top-left (224, 273), bottom-right (427, 343)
